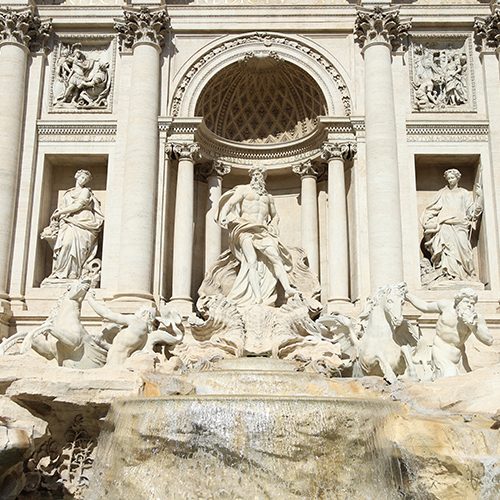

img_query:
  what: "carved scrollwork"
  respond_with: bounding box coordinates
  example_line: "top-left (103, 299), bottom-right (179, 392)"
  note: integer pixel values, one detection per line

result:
top-left (0, 7), bottom-right (52, 52)
top-left (474, 6), bottom-right (500, 51)
top-left (166, 142), bottom-right (201, 161)
top-left (292, 160), bottom-right (324, 179)
top-left (354, 7), bottom-right (411, 52)
top-left (321, 142), bottom-right (357, 162)
top-left (199, 160), bottom-right (232, 180)
top-left (114, 7), bottom-right (170, 51)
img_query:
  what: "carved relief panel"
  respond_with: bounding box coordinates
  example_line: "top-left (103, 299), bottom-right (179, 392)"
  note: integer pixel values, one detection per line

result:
top-left (49, 36), bottom-right (116, 112)
top-left (409, 35), bottom-right (476, 112)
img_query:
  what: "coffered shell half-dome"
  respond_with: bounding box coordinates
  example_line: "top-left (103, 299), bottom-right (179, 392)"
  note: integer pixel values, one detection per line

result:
top-left (195, 55), bottom-right (328, 145)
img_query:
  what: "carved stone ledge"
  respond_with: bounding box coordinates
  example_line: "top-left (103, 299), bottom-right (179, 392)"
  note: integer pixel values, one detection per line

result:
top-left (406, 123), bottom-right (489, 142)
top-left (321, 142), bottom-right (357, 162)
top-left (166, 142), bottom-right (200, 161)
top-left (292, 160), bottom-right (324, 179)
top-left (0, 7), bottom-right (52, 53)
top-left (114, 7), bottom-right (170, 52)
top-left (37, 123), bottom-right (117, 142)
top-left (474, 6), bottom-right (500, 51)
top-left (354, 7), bottom-right (411, 53)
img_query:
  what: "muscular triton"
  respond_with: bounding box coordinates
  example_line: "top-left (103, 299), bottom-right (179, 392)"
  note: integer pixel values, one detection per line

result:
top-left (406, 288), bottom-right (493, 378)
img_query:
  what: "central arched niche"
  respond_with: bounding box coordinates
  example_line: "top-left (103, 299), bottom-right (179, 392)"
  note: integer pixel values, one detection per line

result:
top-left (195, 55), bottom-right (328, 145)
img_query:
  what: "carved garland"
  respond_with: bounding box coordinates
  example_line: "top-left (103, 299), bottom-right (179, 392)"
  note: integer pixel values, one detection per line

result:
top-left (171, 32), bottom-right (352, 118)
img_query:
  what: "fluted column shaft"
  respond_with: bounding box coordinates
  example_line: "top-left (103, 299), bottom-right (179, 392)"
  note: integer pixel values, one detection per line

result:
top-left (203, 161), bottom-right (231, 270)
top-left (169, 143), bottom-right (199, 312)
top-left (355, 6), bottom-right (411, 289)
top-left (293, 161), bottom-right (321, 275)
top-left (115, 8), bottom-right (169, 298)
top-left (322, 143), bottom-right (356, 304)
top-left (0, 9), bottom-right (51, 297)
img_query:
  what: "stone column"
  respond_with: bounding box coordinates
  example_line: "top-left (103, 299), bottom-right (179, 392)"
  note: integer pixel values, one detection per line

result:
top-left (354, 6), bottom-right (411, 289)
top-left (292, 160), bottom-right (322, 275)
top-left (201, 160), bottom-right (231, 271)
top-left (168, 143), bottom-right (200, 313)
top-left (474, 6), bottom-right (500, 287)
top-left (321, 142), bottom-right (357, 305)
top-left (114, 8), bottom-right (169, 300)
top-left (0, 9), bottom-right (51, 300)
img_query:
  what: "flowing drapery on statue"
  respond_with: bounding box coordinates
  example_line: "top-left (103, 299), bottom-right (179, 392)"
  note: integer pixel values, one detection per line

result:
top-left (210, 166), bottom-right (298, 307)
top-left (41, 169), bottom-right (104, 284)
top-left (421, 168), bottom-right (482, 283)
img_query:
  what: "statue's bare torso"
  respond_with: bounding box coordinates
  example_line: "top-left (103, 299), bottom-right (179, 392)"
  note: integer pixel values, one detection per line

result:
top-left (226, 185), bottom-right (276, 227)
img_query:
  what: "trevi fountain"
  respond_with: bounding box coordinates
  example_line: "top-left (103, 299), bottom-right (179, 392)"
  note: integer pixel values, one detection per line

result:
top-left (0, 1), bottom-right (500, 499)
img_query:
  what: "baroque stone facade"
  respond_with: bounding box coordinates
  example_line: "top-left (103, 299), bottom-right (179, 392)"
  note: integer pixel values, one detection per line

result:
top-left (0, 0), bottom-right (500, 497)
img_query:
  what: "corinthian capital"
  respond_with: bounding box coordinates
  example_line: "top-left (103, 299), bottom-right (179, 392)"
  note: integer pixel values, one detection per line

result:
top-left (354, 7), bottom-right (411, 52)
top-left (166, 142), bottom-right (200, 161)
top-left (321, 142), bottom-right (357, 162)
top-left (474, 6), bottom-right (500, 51)
top-left (198, 160), bottom-right (231, 180)
top-left (292, 160), bottom-right (324, 179)
top-left (0, 8), bottom-right (52, 52)
top-left (114, 7), bottom-right (170, 52)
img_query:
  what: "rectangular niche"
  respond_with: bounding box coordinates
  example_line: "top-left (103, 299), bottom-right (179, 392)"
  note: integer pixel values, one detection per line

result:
top-left (48, 35), bottom-right (116, 113)
top-left (409, 35), bottom-right (476, 113)
top-left (34, 154), bottom-right (108, 288)
top-left (414, 154), bottom-right (489, 288)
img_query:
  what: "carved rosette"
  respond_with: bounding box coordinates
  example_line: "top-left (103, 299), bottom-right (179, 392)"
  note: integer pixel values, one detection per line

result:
top-left (166, 142), bottom-right (200, 162)
top-left (114, 7), bottom-right (170, 51)
top-left (354, 7), bottom-right (411, 52)
top-left (292, 160), bottom-right (324, 179)
top-left (0, 8), bottom-right (52, 52)
top-left (321, 142), bottom-right (357, 162)
top-left (474, 6), bottom-right (500, 51)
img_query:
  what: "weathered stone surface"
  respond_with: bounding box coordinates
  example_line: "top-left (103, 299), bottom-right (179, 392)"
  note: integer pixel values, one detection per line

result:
top-left (0, 397), bottom-right (48, 498)
top-left (399, 363), bottom-right (500, 415)
top-left (386, 412), bottom-right (500, 499)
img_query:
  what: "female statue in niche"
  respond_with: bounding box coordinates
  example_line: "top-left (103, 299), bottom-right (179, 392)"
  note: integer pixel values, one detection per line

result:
top-left (41, 169), bottom-right (104, 285)
top-left (421, 168), bottom-right (483, 285)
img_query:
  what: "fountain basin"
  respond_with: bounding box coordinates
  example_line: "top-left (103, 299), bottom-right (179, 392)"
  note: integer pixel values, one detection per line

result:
top-left (88, 395), bottom-right (402, 499)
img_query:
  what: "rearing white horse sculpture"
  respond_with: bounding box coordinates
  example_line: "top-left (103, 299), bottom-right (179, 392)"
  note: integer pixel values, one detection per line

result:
top-left (357, 282), bottom-right (417, 383)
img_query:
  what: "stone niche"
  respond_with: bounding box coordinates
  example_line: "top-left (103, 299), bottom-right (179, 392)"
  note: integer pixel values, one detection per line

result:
top-left (414, 154), bottom-right (489, 289)
top-left (34, 154), bottom-right (108, 288)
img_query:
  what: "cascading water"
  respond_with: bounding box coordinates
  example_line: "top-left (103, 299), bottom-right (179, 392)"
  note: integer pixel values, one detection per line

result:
top-left (86, 360), bottom-right (500, 499)
top-left (87, 360), bottom-right (408, 499)
top-left (88, 397), bottom-right (404, 499)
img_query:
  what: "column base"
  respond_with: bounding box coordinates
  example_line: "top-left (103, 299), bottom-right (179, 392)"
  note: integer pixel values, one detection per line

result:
top-left (110, 291), bottom-right (156, 313)
top-left (169, 297), bottom-right (193, 317)
top-left (0, 298), bottom-right (12, 339)
top-left (327, 298), bottom-right (354, 315)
